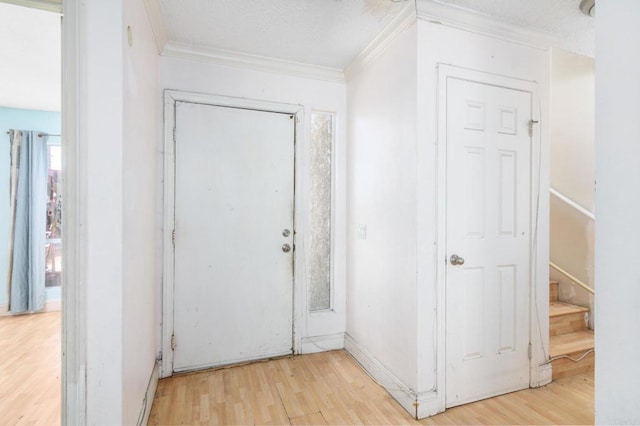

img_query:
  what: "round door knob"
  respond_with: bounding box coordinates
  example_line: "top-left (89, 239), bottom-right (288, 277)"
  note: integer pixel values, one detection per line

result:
top-left (282, 244), bottom-right (291, 253)
top-left (450, 254), bottom-right (465, 265)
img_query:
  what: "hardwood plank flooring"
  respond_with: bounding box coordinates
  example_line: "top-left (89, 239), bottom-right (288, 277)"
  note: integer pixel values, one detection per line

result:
top-left (0, 311), bottom-right (61, 425)
top-left (149, 350), bottom-right (594, 425)
top-left (0, 310), bottom-right (594, 425)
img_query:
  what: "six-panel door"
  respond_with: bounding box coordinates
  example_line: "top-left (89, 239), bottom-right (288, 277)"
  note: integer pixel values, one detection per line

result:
top-left (445, 78), bottom-right (533, 407)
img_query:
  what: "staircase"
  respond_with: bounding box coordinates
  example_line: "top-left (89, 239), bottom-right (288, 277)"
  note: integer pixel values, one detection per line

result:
top-left (549, 280), bottom-right (595, 380)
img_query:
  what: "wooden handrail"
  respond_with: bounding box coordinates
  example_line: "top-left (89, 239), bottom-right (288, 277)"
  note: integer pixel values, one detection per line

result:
top-left (549, 261), bottom-right (595, 295)
top-left (550, 188), bottom-right (595, 221)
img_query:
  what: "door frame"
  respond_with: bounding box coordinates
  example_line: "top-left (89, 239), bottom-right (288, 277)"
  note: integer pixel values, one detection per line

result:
top-left (435, 64), bottom-right (548, 411)
top-left (1, 0), bottom-right (83, 422)
top-left (160, 90), bottom-right (304, 378)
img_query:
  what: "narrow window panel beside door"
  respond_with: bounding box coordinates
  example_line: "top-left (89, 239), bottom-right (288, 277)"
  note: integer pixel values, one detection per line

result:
top-left (309, 112), bottom-right (333, 311)
top-left (46, 143), bottom-right (62, 288)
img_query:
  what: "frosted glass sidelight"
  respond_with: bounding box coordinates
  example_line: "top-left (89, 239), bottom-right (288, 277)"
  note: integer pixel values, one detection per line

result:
top-left (309, 112), bottom-right (333, 311)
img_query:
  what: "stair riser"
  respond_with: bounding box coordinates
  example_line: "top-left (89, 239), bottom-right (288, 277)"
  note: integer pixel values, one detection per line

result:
top-left (550, 312), bottom-right (588, 336)
top-left (550, 283), bottom-right (558, 302)
top-left (549, 280), bottom-right (593, 381)
top-left (551, 350), bottom-right (594, 380)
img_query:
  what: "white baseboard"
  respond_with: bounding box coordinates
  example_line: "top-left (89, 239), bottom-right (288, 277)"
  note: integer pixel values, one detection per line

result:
top-left (299, 332), bottom-right (345, 354)
top-left (532, 363), bottom-right (553, 388)
top-left (0, 300), bottom-right (61, 316)
top-left (44, 300), bottom-right (61, 312)
top-left (415, 390), bottom-right (442, 419)
top-left (345, 334), bottom-right (431, 419)
top-left (138, 360), bottom-right (160, 426)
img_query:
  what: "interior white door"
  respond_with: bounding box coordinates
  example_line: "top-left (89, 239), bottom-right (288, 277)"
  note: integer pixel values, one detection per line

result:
top-left (445, 78), bottom-right (532, 407)
top-left (172, 101), bottom-right (295, 372)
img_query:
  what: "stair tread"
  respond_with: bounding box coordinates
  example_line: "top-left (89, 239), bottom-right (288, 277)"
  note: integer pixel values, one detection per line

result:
top-left (549, 301), bottom-right (589, 317)
top-left (550, 330), bottom-right (594, 357)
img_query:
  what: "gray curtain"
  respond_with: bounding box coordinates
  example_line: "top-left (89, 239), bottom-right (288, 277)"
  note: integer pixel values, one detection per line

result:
top-left (7, 130), bottom-right (47, 313)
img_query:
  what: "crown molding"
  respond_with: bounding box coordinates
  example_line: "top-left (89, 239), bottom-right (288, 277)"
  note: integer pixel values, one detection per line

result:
top-left (142, 0), bottom-right (168, 53)
top-left (162, 41), bottom-right (345, 83)
top-left (415, 0), bottom-right (558, 51)
top-left (0, 0), bottom-right (61, 13)
top-left (344, 1), bottom-right (417, 81)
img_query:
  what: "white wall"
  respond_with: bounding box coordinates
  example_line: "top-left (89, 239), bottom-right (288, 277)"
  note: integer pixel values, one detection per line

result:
top-left (415, 20), bottom-right (551, 409)
top-left (549, 196), bottom-right (594, 322)
top-left (595, 2), bottom-right (640, 424)
top-left (0, 3), bottom-right (61, 112)
top-left (159, 56), bottom-right (348, 349)
top-left (551, 49), bottom-right (595, 211)
top-left (122, 0), bottom-right (160, 423)
top-left (346, 23), bottom-right (419, 391)
top-left (84, 1), bottom-right (124, 423)
top-left (346, 18), bottom-right (551, 418)
top-left (82, 0), bottom-right (160, 423)
top-left (549, 49), bottom-right (595, 323)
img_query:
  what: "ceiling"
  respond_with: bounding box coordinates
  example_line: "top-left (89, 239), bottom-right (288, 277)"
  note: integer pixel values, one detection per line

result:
top-left (158, 0), bottom-right (594, 70)
top-left (0, 0), bottom-right (594, 113)
top-left (434, 0), bottom-right (594, 57)
top-left (159, 0), bottom-right (410, 69)
top-left (0, 2), bottom-right (61, 112)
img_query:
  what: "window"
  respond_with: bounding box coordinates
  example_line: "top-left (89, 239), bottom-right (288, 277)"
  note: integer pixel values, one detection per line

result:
top-left (309, 112), bottom-right (334, 311)
top-left (45, 143), bottom-right (61, 287)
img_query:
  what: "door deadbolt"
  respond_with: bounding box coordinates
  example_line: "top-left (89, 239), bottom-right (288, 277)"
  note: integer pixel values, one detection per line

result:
top-left (282, 244), bottom-right (291, 253)
top-left (450, 254), bottom-right (465, 265)
top-left (282, 229), bottom-right (291, 237)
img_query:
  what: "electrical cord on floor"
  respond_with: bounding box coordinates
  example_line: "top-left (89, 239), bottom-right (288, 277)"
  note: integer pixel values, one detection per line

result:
top-left (303, 309), bottom-right (414, 394)
top-left (346, 351), bottom-right (415, 395)
top-left (532, 101), bottom-right (550, 364)
top-left (540, 349), bottom-right (594, 366)
top-left (427, 307), bottom-right (438, 393)
top-left (302, 334), bottom-right (337, 353)
top-left (302, 330), bottom-right (409, 394)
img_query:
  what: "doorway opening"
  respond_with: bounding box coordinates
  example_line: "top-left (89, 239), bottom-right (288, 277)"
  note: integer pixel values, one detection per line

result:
top-left (0, 1), bottom-right (63, 424)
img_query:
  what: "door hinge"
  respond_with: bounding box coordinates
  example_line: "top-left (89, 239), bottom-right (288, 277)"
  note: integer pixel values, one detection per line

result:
top-left (528, 342), bottom-right (533, 360)
top-left (172, 229), bottom-right (176, 246)
top-left (528, 120), bottom-right (539, 138)
top-left (173, 127), bottom-right (177, 143)
top-left (171, 333), bottom-right (177, 350)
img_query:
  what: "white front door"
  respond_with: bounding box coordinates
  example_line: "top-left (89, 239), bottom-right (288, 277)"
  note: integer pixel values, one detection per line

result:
top-left (445, 77), bottom-right (532, 407)
top-left (172, 101), bottom-right (295, 372)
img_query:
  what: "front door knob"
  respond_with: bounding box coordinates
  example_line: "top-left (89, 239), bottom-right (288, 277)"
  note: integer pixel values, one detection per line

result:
top-left (450, 254), bottom-right (465, 265)
top-left (282, 244), bottom-right (291, 253)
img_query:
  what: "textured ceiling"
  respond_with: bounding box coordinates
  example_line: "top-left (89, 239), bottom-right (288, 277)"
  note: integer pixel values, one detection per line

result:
top-left (159, 0), bottom-right (595, 68)
top-left (160, 0), bottom-right (409, 69)
top-left (0, 3), bottom-right (61, 111)
top-left (434, 0), bottom-right (595, 57)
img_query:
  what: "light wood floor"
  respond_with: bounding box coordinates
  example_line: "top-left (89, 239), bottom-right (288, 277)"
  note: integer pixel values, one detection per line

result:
top-left (149, 350), bottom-right (594, 425)
top-left (0, 311), bottom-right (595, 425)
top-left (0, 311), bottom-right (61, 425)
